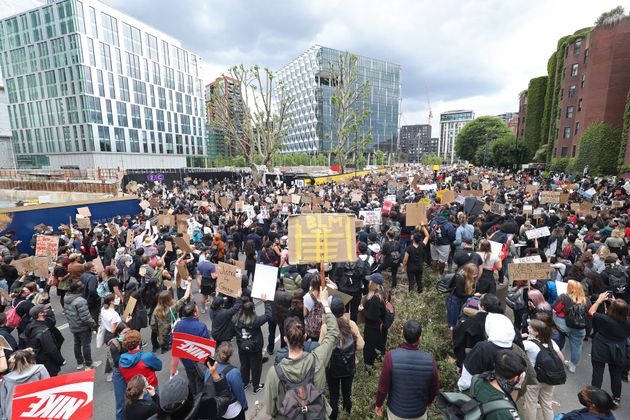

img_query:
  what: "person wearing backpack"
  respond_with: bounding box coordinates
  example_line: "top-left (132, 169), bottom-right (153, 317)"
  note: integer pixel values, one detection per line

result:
top-left (375, 320), bottom-right (438, 420)
top-left (303, 277), bottom-right (326, 341)
top-left (522, 319), bottom-right (565, 420)
top-left (402, 230), bottom-right (429, 293)
top-left (446, 263), bottom-right (477, 329)
top-left (552, 280), bottom-right (589, 373)
top-left (321, 296), bottom-right (364, 420)
top-left (359, 274), bottom-right (387, 366)
top-left (80, 262), bottom-right (101, 325)
top-left (600, 255), bottom-right (628, 301)
top-left (587, 293), bottom-right (630, 406)
top-left (65, 281), bottom-right (99, 370)
top-left (428, 216), bottom-right (455, 275)
top-left (208, 342), bottom-right (248, 420)
top-left (263, 287), bottom-right (339, 419)
top-left (381, 229), bottom-right (401, 288)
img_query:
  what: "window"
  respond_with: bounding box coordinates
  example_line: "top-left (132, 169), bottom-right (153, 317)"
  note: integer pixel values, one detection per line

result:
top-left (563, 127), bottom-right (571, 139)
top-left (31, 12), bottom-right (42, 42)
top-left (568, 85), bottom-right (576, 98)
top-left (566, 106), bottom-right (574, 119)
top-left (58, 1), bottom-right (76, 35)
top-left (119, 76), bottom-right (129, 101)
top-left (116, 101), bottom-right (128, 126)
top-left (114, 127), bottom-right (126, 152)
top-left (108, 72), bottom-right (115, 99)
top-left (97, 70), bottom-right (104, 96)
top-left (575, 121), bottom-right (580, 134)
top-left (129, 129), bottom-right (140, 152)
top-left (101, 13), bottom-right (119, 46)
top-left (98, 126), bottom-right (111, 151)
top-left (115, 48), bottom-right (123, 74)
top-left (144, 107), bottom-right (153, 130)
top-left (561, 147), bottom-right (568, 157)
top-left (152, 62), bottom-right (161, 85)
top-left (105, 100), bottom-right (113, 124)
top-left (126, 52), bottom-right (141, 79)
top-left (161, 41), bottom-right (170, 66)
top-left (584, 48), bottom-right (589, 64)
top-left (89, 7), bottom-right (98, 37)
top-left (99, 42), bottom-right (112, 71)
top-left (131, 104), bottom-right (141, 128)
top-left (146, 34), bottom-right (158, 60)
top-left (122, 23), bottom-right (142, 55)
top-left (133, 80), bottom-right (147, 105)
top-left (578, 98), bottom-right (582, 111)
top-left (574, 40), bottom-right (581, 55)
top-left (43, 7), bottom-right (56, 38)
top-left (67, 97), bottom-right (78, 123)
top-left (87, 38), bottom-right (96, 66)
top-left (581, 74), bottom-right (586, 88)
top-left (571, 63), bottom-right (578, 76)
top-left (156, 110), bottom-right (165, 131)
top-left (572, 145), bottom-right (577, 157)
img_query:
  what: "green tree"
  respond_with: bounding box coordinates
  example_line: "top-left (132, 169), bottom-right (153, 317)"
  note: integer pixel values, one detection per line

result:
top-left (420, 154), bottom-right (443, 165)
top-left (596, 6), bottom-right (625, 26)
top-left (523, 76), bottom-right (547, 160)
top-left (573, 122), bottom-right (622, 175)
top-left (374, 149), bottom-right (386, 166)
top-left (232, 155), bottom-right (246, 167)
top-left (455, 116), bottom-right (511, 165)
top-left (488, 134), bottom-right (526, 168)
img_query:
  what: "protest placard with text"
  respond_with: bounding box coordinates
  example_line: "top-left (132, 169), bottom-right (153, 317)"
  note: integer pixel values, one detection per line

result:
top-left (216, 262), bottom-right (242, 298)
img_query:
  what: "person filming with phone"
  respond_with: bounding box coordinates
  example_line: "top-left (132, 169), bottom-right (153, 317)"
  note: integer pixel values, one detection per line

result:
top-left (125, 374), bottom-right (159, 420)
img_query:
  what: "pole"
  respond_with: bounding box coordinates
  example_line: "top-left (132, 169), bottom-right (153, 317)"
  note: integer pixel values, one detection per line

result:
top-left (320, 261), bottom-right (326, 289)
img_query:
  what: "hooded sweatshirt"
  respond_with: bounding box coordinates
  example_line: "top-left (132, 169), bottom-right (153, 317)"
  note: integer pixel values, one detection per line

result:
top-left (561, 408), bottom-right (615, 420)
top-left (0, 364), bottom-right (50, 419)
top-left (458, 313), bottom-right (515, 391)
top-left (119, 349), bottom-right (163, 387)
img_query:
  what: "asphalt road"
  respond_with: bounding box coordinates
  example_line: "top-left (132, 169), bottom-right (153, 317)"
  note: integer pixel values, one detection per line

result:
top-left (40, 284), bottom-right (629, 420)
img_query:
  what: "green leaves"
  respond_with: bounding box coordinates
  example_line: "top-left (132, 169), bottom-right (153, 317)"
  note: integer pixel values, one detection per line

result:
top-left (573, 122), bottom-right (622, 175)
top-left (455, 116), bottom-right (512, 165)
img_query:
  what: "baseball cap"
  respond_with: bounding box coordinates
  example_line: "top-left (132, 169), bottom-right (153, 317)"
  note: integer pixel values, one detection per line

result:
top-left (365, 273), bottom-right (384, 285)
top-left (29, 304), bottom-right (47, 318)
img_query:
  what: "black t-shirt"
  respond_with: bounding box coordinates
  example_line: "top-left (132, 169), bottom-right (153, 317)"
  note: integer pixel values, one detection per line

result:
top-left (405, 243), bottom-right (425, 271)
top-left (592, 312), bottom-right (630, 341)
top-left (453, 249), bottom-right (483, 270)
top-left (107, 277), bottom-right (120, 293)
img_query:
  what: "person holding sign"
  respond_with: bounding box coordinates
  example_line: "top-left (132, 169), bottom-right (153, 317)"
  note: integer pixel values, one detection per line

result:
top-left (402, 229), bottom-right (430, 293)
top-left (233, 294), bottom-right (272, 394)
top-left (150, 281), bottom-right (192, 354)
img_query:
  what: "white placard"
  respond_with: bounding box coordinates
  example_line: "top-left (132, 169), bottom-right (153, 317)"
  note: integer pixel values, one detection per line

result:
top-left (525, 226), bottom-right (551, 240)
top-left (251, 264), bottom-right (278, 301)
top-left (478, 240), bottom-right (504, 260)
top-left (418, 184), bottom-right (438, 191)
top-left (384, 194), bottom-right (396, 203)
top-left (359, 210), bottom-right (381, 226)
top-left (513, 255), bottom-right (542, 264)
top-left (555, 280), bottom-right (568, 296)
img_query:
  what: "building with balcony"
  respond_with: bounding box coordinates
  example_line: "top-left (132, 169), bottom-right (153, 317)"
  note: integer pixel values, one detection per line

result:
top-left (0, 0), bottom-right (206, 169)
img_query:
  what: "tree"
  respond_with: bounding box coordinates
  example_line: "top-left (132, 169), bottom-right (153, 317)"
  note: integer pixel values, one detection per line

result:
top-left (374, 149), bottom-right (386, 166)
top-left (523, 76), bottom-right (547, 160)
top-left (420, 154), bottom-right (443, 165)
top-left (328, 52), bottom-right (371, 173)
top-left (573, 122), bottom-right (622, 175)
top-left (455, 116), bottom-right (511, 165)
top-left (596, 6), bottom-right (625, 26)
top-left (207, 65), bottom-right (293, 182)
top-left (488, 133), bottom-right (526, 169)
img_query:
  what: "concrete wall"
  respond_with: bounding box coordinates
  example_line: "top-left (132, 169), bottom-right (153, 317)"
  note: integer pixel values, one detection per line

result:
top-left (0, 189), bottom-right (108, 204)
top-left (48, 153), bottom-right (187, 169)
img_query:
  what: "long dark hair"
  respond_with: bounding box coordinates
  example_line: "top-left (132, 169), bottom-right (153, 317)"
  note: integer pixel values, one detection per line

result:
top-left (336, 315), bottom-right (352, 346)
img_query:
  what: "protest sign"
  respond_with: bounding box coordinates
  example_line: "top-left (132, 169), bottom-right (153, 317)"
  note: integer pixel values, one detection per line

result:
top-left (288, 214), bottom-right (357, 264)
top-left (556, 281), bottom-right (568, 295)
top-left (76, 217), bottom-right (90, 230)
top-left (92, 257), bottom-right (104, 274)
top-left (359, 210), bottom-right (381, 226)
top-left (327, 287), bottom-right (353, 306)
top-left (523, 205), bottom-right (533, 214)
top-left (165, 241), bottom-right (173, 252)
top-left (438, 189), bottom-right (456, 204)
top-left (387, 181), bottom-right (397, 194)
top-left (32, 256), bottom-right (49, 278)
top-left (491, 202), bottom-right (506, 215)
top-left (235, 201), bottom-right (244, 212)
top-left (177, 262), bottom-right (189, 279)
top-left (351, 192), bottom-right (362, 202)
top-left (504, 179), bottom-right (517, 188)
top-left (418, 184), bottom-right (437, 191)
top-left (251, 264), bottom-right (278, 301)
top-left (301, 195), bottom-right (312, 205)
top-left (219, 197), bottom-right (229, 209)
top-left (12, 369), bottom-right (95, 420)
top-left (216, 262), bottom-right (241, 298)
top-left (559, 193), bottom-right (569, 204)
top-left (612, 200), bottom-right (624, 208)
top-left (526, 184), bottom-right (539, 194)
top-left (460, 190), bottom-right (482, 197)
top-left (125, 230), bottom-right (134, 248)
top-left (177, 220), bottom-right (188, 234)
top-left (35, 235), bottom-right (59, 258)
top-left (540, 191), bottom-right (561, 204)
top-left (173, 237), bottom-right (192, 254)
top-left (172, 332), bottom-right (217, 362)
top-left (11, 257), bottom-right (34, 274)
top-left (384, 194), bottom-right (396, 203)
top-left (513, 255), bottom-right (543, 263)
top-left (77, 207), bottom-right (91, 217)
top-left (139, 200), bottom-right (150, 210)
top-left (158, 214), bottom-right (175, 226)
top-left (291, 194), bottom-right (301, 205)
top-left (0, 335), bottom-right (11, 350)
top-left (406, 203), bottom-right (427, 226)
top-left (123, 296), bottom-right (137, 319)
top-left (525, 226), bottom-right (551, 240)
top-left (508, 262), bottom-right (550, 281)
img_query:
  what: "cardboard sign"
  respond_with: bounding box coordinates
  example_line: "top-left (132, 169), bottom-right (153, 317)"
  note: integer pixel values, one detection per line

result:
top-left (612, 200), bottom-right (625, 208)
top-left (77, 217), bottom-right (91, 230)
top-left (460, 190), bottom-right (483, 197)
top-left (0, 335), bottom-right (12, 350)
top-left (123, 296), bottom-right (137, 319)
top-left (77, 207), bottom-right (91, 217)
top-left (251, 264), bottom-right (278, 301)
top-left (172, 332), bottom-right (216, 362)
top-left (504, 179), bottom-right (517, 188)
top-left (327, 287), bottom-right (353, 306)
top-left (177, 220), bottom-right (188, 234)
top-left (508, 262), bottom-right (550, 281)
top-left (559, 193), bottom-right (569, 204)
top-left (438, 189), bottom-right (456, 204)
top-left (491, 202), bottom-right (506, 215)
top-left (387, 182), bottom-right (397, 194)
top-left (35, 235), bottom-right (59, 258)
top-left (158, 214), bottom-right (175, 226)
top-left (406, 203), bottom-right (427, 226)
top-left (12, 369), bottom-right (95, 420)
top-left (513, 255), bottom-right (543, 264)
top-left (418, 184), bottom-right (437, 191)
top-left (92, 257), bottom-right (104, 274)
top-left (173, 237), bottom-right (192, 254)
top-left (291, 194), bottom-right (301, 205)
top-left (139, 200), bottom-right (150, 210)
top-left (523, 205), bottom-right (533, 214)
top-left (165, 241), bottom-right (173, 252)
top-left (235, 201), bottom-right (244, 212)
top-left (219, 197), bottom-right (229, 209)
top-left (11, 257), bottom-right (34, 274)
top-left (32, 256), bottom-right (50, 278)
top-left (351, 192), bottom-right (362, 202)
top-left (177, 262), bottom-right (190, 279)
top-left (359, 210), bottom-right (381, 226)
top-left (126, 230), bottom-right (134, 248)
top-left (525, 226), bottom-right (551, 240)
top-left (288, 214), bottom-right (357, 264)
top-left (540, 191), bottom-right (561, 204)
top-left (469, 175), bottom-right (479, 183)
top-left (216, 262), bottom-right (241, 298)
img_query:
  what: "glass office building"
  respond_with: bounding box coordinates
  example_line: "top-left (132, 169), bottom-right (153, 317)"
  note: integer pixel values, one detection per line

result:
top-left (0, 0), bottom-right (205, 168)
top-left (439, 110), bottom-right (475, 164)
top-left (275, 45), bottom-right (401, 154)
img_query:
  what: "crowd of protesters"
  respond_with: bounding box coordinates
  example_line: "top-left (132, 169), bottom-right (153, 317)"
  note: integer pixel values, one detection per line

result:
top-left (0, 164), bottom-right (626, 419)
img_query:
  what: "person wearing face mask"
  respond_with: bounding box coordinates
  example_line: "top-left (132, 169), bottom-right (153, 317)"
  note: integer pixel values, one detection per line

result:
top-left (467, 350), bottom-right (526, 420)
top-left (108, 324), bottom-right (130, 420)
top-left (560, 386), bottom-right (616, 420)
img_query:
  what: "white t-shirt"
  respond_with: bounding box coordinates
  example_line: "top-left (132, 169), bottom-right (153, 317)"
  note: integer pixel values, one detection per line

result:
top-left (523, 339), bottom-right (561, 366)
top-left (101, 307), bottom-right (121, 333)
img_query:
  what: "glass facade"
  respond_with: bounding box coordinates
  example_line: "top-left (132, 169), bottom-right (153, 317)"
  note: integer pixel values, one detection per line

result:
top-left (276, 45), bottom-right (401, 154)
top-left (439, 110), bottom-right (475, 164)
top-left (0, 0), bottom-right (205, 168)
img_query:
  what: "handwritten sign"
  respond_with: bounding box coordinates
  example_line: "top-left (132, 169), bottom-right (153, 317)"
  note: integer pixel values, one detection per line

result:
top-left (406, 203), bottom-right (427, 226)
top-left (288, 214), bottom-right (357, 264)
top-left (508, 262), bottom-right (550, 281)
top-left (123, 296), bottom-right (137, 319)
top-left (359, 210), bottom-right (381, 226)
top-left (173, 237), bottom-right (192, 254)
top-left (216, 262), bottom-right (241, 298)
top-left (491, 202), bottom-right (506, 215)
top-left (158, 214), bottom-right (175, 226)
top-left (525, 226), bottom-right (551, 240)
top-left (125, 230), bottom-right (134, 248)
top-left (35, 235), bottom-right (59, 258)
top-left (77, 207), bottom-right (91, 217)
top-left (540, 191), bottom-right (561, 204)
top-left (438, 189), bottom-right (456, 204)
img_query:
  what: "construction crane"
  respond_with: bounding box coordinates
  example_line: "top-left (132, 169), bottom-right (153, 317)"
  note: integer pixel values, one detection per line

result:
top-left (425, 84), bottom-right (433, 126)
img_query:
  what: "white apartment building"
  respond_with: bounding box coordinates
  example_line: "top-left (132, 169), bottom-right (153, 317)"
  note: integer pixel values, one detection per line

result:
top-left (0, 0), bottom-right (206, 169)
top-left (439, 109), bottom-right (474, 164)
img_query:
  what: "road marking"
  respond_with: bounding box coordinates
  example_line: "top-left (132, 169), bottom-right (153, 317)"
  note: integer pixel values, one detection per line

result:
top-left (275, 335), bottom-right (280, 343)
top-left (58, 323), bottom-right (68, 330)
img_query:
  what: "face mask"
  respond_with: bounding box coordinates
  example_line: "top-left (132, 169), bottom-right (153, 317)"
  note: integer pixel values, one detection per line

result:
top-left (496, 376), bottom-right (519, 395)
top-left (577, 392), bottom-right (590, 407)
top-left (117, 335), bottom-right (125, 341)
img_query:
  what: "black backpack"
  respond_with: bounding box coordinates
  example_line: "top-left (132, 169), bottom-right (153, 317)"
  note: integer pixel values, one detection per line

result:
top-left (532, 340), bottom-right (566, 385)
top-left (339, 260), bottom-right (369, 294)
top-left (565, 303), bottom-right (587, 329)
top-left (607, 267), bottom-right (628, 296)
top-left (275, 361), bottom-right (325, 420)
top-left (328, 334), bottom-right (356, 378)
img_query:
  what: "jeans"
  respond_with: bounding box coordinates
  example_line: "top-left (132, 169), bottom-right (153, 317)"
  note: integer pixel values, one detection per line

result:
top-left (387, 408), bottom-right (427, 420)
top-left (238, 350), bottom-right (263, 387)
top-left (523, 383), bottom-right (555, 420)
top-left (407, 270), bottom-right (423, 292)
top-left (554, 315), bottom-right (586, 365)
top-left (73, 330), bottom-right (93, 366)
top-left (591, 360), bottom-right (623, 399)
top-left (326, 372), bottom-right (354, 420)
top-left (184, 364), bottom-right (205, 395)
top-left (112, 368), bottom-right (126, 420)
top-left (446, 294), bottom-right (464, 328)
top-left (267, 319), bottom-right (276, 354)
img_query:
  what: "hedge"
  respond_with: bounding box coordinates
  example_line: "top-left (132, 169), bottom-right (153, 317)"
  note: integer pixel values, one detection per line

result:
top-left (618, 87), bottom-right (630, 172)
top-left (538, 52), bottom-right (557, 161)
top-left (573, 122), bottom-right (622, 176)
top-left (523, 76), bottom-right (547, 160)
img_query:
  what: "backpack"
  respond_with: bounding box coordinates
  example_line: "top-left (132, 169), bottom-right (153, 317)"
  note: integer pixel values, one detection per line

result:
top-left (532, 340), bottom-right (567, 385)
top-left (430, 223), bottom-right (443, 244)
top-left (383, 299), bottom-right (395, 330)
top-left (435, 376), bottom-right (517, 420)
top-left (388, 221), bottom-right (401, 239)
top-left (607, 267), bottom-right (628, 296)
top-left (305, 294), bottom-right (324, 339)
top-left (97, 281), bottom-right (110, 298)
top-left (562, 244), bottom-right (582, 263)
top-left (340, 260), bottom-right (369, 294)
top-left (328, 334), bottom-right (356, 378)
top-left (565, 302), bottom-right (587, 329)
top-left (6, 300), bottom-right (25, 328)
top-left (437, 273), bottom-right (457, 293)
top-left (275, 361), bottom-right (325, 420)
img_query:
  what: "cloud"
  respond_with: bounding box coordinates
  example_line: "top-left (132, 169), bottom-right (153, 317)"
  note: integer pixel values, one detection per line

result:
top-left (105, 0), bottom-right (622, 135)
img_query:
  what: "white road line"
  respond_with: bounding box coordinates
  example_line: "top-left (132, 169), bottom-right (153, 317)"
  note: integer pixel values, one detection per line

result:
top-left (274, 335), bottom-right (280, 343)
top-left (58, 323), bottom-right (69, 330)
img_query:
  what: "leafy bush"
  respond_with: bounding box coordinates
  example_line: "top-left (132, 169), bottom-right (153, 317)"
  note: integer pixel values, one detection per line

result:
top-left (618, 88), bottom-right (630, 171)
top-left (573, 122), bottom-right (622, 176)
top-left (338, 271), bottom-right (458, 420)
top-left (455, 117), bottom-right (511, 165)
top-left (549, 157), bottom-right (572, 173)
top-left (523, 76), bottom-right (548, 160)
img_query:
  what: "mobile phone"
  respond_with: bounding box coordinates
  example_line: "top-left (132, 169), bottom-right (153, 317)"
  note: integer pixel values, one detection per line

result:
top-left (205, 355), bottom-right (215, 366)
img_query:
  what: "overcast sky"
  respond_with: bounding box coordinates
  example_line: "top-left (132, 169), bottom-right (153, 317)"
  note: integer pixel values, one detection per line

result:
top-left (107, 0), bottom-right (624, 134)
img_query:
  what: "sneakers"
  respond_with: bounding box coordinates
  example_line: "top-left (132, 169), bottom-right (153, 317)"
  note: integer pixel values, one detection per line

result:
top-left (253, 384), bottom-right (264, 394)
top-left (76, 364), bottom-right (84, 370)
top-left (106, 373), bottom-right (112, 382)
top-left (564, 360), bottom-right (576, 373)
top-left (243, 383), bottom-right (250, 391)
top-left (85, 361), bottom-right (102, 370)
top-left (613, 397), bottom-right (621, 406)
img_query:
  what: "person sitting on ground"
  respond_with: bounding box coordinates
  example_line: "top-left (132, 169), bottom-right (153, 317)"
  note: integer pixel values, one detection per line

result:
top-left (560, 386), bottom-right (617, 420)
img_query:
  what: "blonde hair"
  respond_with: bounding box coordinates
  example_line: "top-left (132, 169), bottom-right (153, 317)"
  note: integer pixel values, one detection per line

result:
top-left (596, 245), bottom-right (610, 259)
top-left (612, 228), bottom-right (624, 239)
top-left (567, 280), bottom-right (587, 306)
top-left (366, 280), bottom-right (384, 301)
top-left (8, 349), bottom-right (36, 373)
top-left (459, 263), bottom-right (477, 296)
